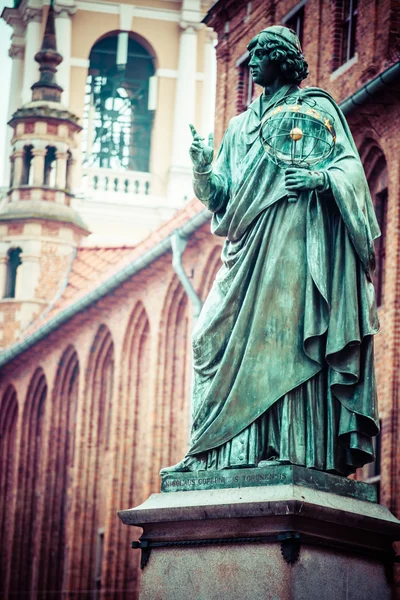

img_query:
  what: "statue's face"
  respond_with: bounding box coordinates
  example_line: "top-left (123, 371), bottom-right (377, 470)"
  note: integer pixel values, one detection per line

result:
top-left (248, 42), bottom-right (281, 87)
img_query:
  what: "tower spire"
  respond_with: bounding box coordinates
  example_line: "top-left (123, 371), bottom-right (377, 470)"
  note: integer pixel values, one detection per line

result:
top-left (31, 0), bottom-right (63, 103)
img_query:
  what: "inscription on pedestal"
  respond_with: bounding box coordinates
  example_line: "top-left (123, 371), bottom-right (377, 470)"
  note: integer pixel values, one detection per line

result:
top-left (161, 464), bottom-right (377, 503)
top-left (163, 470), bottom-right (287, 490)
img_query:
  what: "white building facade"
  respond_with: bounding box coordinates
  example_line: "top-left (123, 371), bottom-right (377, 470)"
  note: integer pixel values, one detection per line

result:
top-left (2, 0), bottom-right (216, 246)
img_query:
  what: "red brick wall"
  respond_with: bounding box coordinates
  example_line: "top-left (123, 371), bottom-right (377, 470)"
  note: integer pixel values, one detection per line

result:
top-left (210, 0), bottom-right (397, 145)
top-left (0, 226), bottom-right (223, 598)
top-left (0, 219), bottom-right (81, 347)
top-left (1, 1), bottom-right (399, 597)
top-left (207, 0), bottom-right (400, 591)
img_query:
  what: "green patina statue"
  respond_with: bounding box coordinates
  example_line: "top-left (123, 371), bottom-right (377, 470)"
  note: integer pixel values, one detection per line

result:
top-left (161, 25), bottom-right (380, 477)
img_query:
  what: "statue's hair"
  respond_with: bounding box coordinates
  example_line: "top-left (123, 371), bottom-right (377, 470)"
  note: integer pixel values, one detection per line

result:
top-left (247, 31), bottom-right (309, 85)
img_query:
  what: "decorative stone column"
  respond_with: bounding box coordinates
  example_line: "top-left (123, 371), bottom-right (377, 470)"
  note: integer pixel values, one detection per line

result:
top-left (0, 243), bottom-right (10, 299)
top-left (15, 240), bottom-right (41, 299)
top-left (8, 45), bottom-right (24, 120)
top-left (171, 23), bottom-right (198, 168)
top-left (12, 149), bottom-right (25, 188)
top-left (56, 151), bottom-right (68, 189)
top-left (54, 5), bottom-right (75, 107)
top-left (66, 154), bottom-right (77, 191)
top-left (32, 148), bottom-right (46, 186)
top-left (4, 45), bottom-right (25, 186)
top-left (202, 28), bottom-right (217, 136)
top-left (22, 8), bottom-right (42, 105)
top-left (168, 22), bottom-right (200, 202)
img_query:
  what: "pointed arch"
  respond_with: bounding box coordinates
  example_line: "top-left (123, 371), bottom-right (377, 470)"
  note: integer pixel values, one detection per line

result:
top-left (112, 302), bottom-right (151, 595)
top-left (72, 325), bottom-right (114, 595)
top-left (10, 368), bottom-right (47, 596)
top-left (152, 277), bottom-right (191, 486)
top-left (360, 139), bottom-right (388, 307)
top-left (199, 244), bottom-right (223, 301)
top-left (38, 346), bottom-right (80, 598)
top-left (0, 384), bottom-right (18, 591)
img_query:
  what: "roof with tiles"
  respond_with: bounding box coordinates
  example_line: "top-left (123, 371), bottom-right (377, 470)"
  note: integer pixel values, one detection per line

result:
top-left (15, 197), bottom-right (206, 344)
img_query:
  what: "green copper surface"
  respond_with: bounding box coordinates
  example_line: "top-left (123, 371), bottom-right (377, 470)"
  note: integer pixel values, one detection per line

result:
top-left (161, 27), bottom-right (380, 483)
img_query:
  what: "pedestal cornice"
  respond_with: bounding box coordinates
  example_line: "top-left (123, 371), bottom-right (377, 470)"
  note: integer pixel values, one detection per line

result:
top-left (118, 469), bottom-right (400, 600)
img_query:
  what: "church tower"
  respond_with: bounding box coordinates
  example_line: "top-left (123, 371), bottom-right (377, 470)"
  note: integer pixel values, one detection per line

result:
top-left (0, 1), bottom-right (89, 347)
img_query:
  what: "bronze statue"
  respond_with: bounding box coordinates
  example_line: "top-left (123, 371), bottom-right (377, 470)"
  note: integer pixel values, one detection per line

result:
top-left (161, 26), bottom-right (380, 477)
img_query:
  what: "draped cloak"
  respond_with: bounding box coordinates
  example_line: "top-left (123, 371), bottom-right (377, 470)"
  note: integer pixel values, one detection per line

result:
top-left (189, 85), bottom-right (380, 475)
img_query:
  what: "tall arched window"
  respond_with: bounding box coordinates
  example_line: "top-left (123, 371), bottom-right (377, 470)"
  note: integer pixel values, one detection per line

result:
top-left (83, 32), bottom-right (156, 172)
top-left (199, 244), bottom-right (223, 301)
top-left (0, 385), bottom-right (18, 592)
top-left (70, 325), bottom-right (114, 596)
top-left (115, 302), bottom-right (151, 595)
top-left (10, 369), bottom-right (47, 597)
top-left (152, 277), bottom-right (191, 487)
top-left (361, 140), bottom-right (388, 307)
top-left (37, 347), bottom-right (79, 598)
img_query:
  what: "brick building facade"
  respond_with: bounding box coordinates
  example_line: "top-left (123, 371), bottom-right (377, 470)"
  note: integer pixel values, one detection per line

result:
top-left (0, 0), bottom-right (400, 598)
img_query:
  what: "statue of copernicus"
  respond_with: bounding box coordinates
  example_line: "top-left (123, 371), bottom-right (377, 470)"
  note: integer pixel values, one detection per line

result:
top-left (161, 25), bottom-right (380, 477)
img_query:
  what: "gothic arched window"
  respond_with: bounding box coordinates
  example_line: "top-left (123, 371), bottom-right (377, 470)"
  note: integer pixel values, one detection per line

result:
top-left (361, 141), bottom-right (388, 308)
top-left (83, 32), bottom-right (156, 173)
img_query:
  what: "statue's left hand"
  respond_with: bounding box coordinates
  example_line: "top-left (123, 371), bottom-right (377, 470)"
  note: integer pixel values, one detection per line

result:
top-left (285, 167), bottom-right (324, 192)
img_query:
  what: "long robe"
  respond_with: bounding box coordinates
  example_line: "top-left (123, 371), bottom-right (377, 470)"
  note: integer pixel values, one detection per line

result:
top-left (189, 85), bottom-right (380, 475)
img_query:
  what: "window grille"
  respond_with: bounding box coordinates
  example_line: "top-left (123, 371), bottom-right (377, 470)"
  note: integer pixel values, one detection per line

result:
top-left (341, 0), bottom-right (358, 65)
top-left (236, 54), bottom-right (254, 114)
top-left (332, 0), bottom-right (358, 70)
top-left (283, 4), bottom-right (305, 47)
top-left (82, 34), bottom-right (155, 172)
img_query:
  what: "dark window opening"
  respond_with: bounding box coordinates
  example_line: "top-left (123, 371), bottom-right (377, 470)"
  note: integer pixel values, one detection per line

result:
top-left (83, 32), bottom-right (156, 172)
top-left (21, 145), bottom-right (33, 185)
top-left (236, 54), bottom-right (255, 114)
top-left (283, 5), bottom-right (305, 47)
top-left (44, 146), bottom-right (57, 187)
top-left (94, 528), bottom-right (104, 598)
top-left (341, 0), bottom-right (358, 65)
top-left (66, 151), bottom-right (73, 190)
top-left (9, 158), bottom-right (15, 188)
top-left (4, 248), bottom-right (22, 299)
top-left (373, 189), bottom-right (387, 307)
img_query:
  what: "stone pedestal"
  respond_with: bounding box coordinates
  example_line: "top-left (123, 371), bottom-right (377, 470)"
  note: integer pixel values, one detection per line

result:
top-left (118, 466), bottom-right (400, 599)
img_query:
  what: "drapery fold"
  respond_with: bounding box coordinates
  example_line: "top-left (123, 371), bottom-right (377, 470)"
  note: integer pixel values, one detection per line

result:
top-left (189, 87), bottom-right (380, 474)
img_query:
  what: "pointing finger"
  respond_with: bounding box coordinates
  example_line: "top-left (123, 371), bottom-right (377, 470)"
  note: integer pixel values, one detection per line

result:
top-left (208, 132), bottom-right (214, 149)
top-left (189, 124), bottom-right (198, 138)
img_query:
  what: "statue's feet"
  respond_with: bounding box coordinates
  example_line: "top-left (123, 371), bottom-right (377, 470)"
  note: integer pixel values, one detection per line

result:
top-left (160, 455), bottom-right (205, 475)
top-left (258, 457), bottom-right (288, 467)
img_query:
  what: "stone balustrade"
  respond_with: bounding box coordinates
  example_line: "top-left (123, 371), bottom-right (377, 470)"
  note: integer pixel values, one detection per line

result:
top-left (81, 167), bottom-right (152, 196)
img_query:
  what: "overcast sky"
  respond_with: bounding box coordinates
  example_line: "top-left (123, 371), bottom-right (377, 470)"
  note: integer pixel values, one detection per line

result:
top-left (0, 1), bottom-right (13, 186)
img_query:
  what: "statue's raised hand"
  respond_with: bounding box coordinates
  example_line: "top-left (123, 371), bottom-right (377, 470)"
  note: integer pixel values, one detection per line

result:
top-left (189, 124), bottom-right (214, 172)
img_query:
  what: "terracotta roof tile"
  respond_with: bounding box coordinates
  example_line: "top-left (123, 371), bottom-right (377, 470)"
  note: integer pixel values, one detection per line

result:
top-left (16, 198), bottom-right (206, 342)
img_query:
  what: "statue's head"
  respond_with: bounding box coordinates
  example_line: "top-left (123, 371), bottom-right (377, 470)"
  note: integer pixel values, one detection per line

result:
top-left (247, 26), bottom-right (309, 86)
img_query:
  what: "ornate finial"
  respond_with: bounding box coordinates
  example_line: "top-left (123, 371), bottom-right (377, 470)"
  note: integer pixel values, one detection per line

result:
top-left (31, 1), bottom-right (63, 103)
